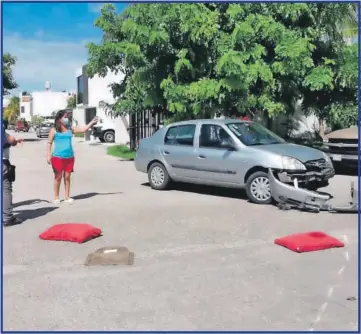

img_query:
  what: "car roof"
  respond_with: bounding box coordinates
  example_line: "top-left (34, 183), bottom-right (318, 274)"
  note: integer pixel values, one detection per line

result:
top-left (167, 118), bottom-right (251, 127)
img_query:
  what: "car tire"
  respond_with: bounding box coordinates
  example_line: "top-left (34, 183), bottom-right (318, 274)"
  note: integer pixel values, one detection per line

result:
top-left (148, 162), bottom-right (171, 190)
top-left (103, 130), bottom-right (115, 143)
top-left (245, 171), bottom-right (272, 204)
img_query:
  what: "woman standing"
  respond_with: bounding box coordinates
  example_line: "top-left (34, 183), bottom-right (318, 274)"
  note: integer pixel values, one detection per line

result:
top-left (47, 110), bottom-right (98, 204)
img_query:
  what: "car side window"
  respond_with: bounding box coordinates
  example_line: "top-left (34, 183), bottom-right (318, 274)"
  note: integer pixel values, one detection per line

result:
top-left (164, 124), bottom-right (196, 146)
top-left (199, 124), bottom-right (233, 149)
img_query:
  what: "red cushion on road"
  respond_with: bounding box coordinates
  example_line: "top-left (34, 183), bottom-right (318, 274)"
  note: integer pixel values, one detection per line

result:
top-left (275, 231), bottom-right (344, 253)
top-left (39, 223), bottom-right (102, 243)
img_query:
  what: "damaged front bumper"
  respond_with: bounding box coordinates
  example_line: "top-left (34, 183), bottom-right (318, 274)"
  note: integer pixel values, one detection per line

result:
top-left (277, 167), bottom-right (335, 188)
top-left (268, 169), bottom-right (358, 213)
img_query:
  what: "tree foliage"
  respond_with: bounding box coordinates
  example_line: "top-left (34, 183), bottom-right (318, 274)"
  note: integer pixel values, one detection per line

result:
top-left (300, 4), bottom-right (358, 133)
top-left (3, 96), bottom-right (20, 124)
top-left (3, 53), bottom-right (18, 95)
top-left (66, 94), bottom-right (77, 108)
top-left (87, 3), bottom-right (357, 125)
top-left (31, 115), bottom-right (45, 127)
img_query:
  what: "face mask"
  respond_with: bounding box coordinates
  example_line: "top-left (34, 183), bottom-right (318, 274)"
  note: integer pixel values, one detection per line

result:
top-left (62, 118), bottom-right (69, 126)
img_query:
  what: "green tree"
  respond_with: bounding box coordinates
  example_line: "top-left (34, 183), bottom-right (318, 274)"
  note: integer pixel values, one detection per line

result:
top-left (31, 115), bottom-right (45, 127)
top-left (87, 3), bottom-right (357, 127)
top-left (302, 41), bottom-right (358, 133)
top-left (66, 94), bottom-right (76, 108)
top-left (299, 4), bottom-right (358, 135)
top-left (326, 41), bottom-right (358, 130)
top-left (2, 53), bottom-right (18, 95)
top-left (3, 96), bottom-right (20, 124)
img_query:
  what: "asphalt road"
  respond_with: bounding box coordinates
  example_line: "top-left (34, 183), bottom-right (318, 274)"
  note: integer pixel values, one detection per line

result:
top-left (2, 132), bottom-right (359, 331)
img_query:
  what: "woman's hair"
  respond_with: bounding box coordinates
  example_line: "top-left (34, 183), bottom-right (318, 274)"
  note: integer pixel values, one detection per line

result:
top-left (54, 110), bottom-right (67, 132)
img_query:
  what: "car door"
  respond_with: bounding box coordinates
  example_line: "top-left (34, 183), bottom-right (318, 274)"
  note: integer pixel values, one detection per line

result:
top-left (193, 124), bottom-right (244, 185)
top-left (160, 124), bottom-right (198, 179)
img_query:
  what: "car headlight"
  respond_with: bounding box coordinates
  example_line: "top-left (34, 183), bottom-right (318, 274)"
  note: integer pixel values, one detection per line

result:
top-left (323, 153), bottom-right (333, 167)
top-left (282, 156), bottom-right (306, 170)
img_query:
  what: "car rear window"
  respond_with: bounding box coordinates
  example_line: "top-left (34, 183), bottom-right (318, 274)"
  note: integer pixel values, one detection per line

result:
top-left (164, 124), bottom-right (196, 146)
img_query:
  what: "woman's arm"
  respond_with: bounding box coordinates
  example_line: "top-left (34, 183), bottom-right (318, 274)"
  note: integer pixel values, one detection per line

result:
top-left (71, 117), bottom-right (98, 134)
top-left (47, 128), bottom-right (55, 164)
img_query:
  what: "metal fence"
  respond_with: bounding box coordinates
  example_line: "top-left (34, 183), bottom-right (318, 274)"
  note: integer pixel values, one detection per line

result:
top-left (128, 110), bottom-right (166, 150)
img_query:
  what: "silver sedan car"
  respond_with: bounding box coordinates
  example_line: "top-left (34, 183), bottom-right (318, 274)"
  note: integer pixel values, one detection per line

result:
top-left (36, 123), bottom-right (53, 138)
top-left (134, 119), bottom-right (335, 204)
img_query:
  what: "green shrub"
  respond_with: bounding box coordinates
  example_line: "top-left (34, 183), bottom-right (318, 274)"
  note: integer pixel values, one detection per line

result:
top-left (107, 145), bottom-right (136, 160)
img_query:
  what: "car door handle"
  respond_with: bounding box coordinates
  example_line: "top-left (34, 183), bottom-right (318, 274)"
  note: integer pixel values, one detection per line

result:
top-left (198, 155), bottom-right (206, 159)
top-left (163, 151), bottom-right (170, 155)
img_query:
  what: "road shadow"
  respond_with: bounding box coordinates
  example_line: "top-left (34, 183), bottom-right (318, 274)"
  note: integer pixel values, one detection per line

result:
top-left (141, 182), bottom-right (248, 200)
top-left (13, 199), bottom-right (50, 208)
top-left (72, 192), bottom-right (123, 201)
top-left (22, 138), bottom-right (42, 142)
top-left (14, 207), bottom-right (58, 222)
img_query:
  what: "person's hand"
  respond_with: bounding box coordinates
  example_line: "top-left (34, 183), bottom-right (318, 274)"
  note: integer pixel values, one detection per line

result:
top-left (16, 138), bottom-right (24, 145)
top-left (91, 117), bottom-right (99, 125)
top-left (47, 156), bottom-right (51, 165)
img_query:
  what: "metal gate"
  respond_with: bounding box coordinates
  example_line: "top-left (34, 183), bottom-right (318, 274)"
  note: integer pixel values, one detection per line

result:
top-left (128, 110), bottom-right (165, 150)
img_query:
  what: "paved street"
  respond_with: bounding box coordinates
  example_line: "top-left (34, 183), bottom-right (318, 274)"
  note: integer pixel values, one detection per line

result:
top-left (2, 132), bottom-right (359, 331)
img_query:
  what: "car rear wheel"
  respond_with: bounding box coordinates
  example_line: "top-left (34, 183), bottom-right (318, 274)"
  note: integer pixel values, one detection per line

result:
top-left (148, 162), bottom-right (171, 190)
top-left (245, 171), bottom-right (272, 204)
top-left (103, 130), bottom-right (115, 143)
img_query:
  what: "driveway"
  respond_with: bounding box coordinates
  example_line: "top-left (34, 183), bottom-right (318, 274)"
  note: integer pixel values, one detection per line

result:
top-left (3, 132), bottom-right (359, 331)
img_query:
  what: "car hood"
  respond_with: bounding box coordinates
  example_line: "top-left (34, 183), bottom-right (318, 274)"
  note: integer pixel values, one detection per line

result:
top-left (325, 126), bottom-right (358, 140)
top-left (254, 143), bottom-right (324, 163)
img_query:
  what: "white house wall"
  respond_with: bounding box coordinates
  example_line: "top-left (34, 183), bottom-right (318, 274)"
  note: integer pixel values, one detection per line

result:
top-left (77, 68), bottom-right (130, 144)
top-left (31, 91), bottom-right (69, 117)
top-left (88, 72), bottom-right (121, 108)
top-left (88, 72), bottom-right (130, 122)
top-left (19, 100), bottom-right (32, 121)
top-left (73, 108), bottom-right (85, 127)
top-left (271, 100), bottom-right (321, 138)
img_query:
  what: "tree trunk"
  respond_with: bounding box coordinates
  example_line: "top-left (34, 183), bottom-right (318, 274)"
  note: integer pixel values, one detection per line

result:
top-left (319, 117), bottom-right (325, 138)
top-left (265, 111), bottom-right (273, 130)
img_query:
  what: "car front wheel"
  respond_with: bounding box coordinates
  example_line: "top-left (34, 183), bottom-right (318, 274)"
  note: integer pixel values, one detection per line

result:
top-left (148, 162), bottom-right (171, 190)
top-left (103, 130), bottom-right (115, 143)
top-left (245, 171), bottom-right (272, 204)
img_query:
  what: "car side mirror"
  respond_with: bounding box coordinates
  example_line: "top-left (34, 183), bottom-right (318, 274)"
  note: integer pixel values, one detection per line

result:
top-left (220, 140), bottom-right (236, 150)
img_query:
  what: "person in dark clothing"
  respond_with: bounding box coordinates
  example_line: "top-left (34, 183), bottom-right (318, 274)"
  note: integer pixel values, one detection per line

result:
top-left (2, 125), bottom-right (23, 227)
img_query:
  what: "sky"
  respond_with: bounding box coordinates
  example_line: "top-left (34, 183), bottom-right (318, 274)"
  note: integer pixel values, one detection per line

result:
top-left (2, 2), bottom-right (128, 94)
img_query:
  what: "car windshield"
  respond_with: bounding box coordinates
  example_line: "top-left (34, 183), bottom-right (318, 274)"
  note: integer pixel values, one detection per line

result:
top-left (227, 122), bottom-right (285, 146)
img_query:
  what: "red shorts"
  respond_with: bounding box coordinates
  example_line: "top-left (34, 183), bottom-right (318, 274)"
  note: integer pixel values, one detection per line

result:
top-left (51, 156), bottom-right (75, 174)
